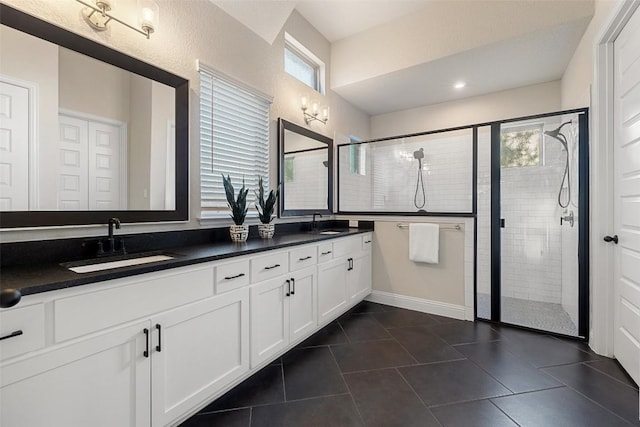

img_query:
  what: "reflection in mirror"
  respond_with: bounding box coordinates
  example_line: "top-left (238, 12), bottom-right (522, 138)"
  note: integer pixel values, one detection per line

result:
top-left (0, 25), bottom-right (175, 211)
top-left (278, 119), bottom-right (333, 216)
top-left (0, 4), bottom-right (188, 228)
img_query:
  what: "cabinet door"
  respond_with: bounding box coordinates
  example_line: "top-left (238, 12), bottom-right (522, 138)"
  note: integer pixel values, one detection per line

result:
top-left (151, 288), bottom-right (250, 427)
top-left (250, 276), bottom-right (290, 367)
top-left (289, 266), bottom-right (317, 343)
top-left (317, 257), bottom-right (348, 326)
top-left (0, 321), bottom-right (151, 427)
top-left (348, 252), bottom-right (372, 303)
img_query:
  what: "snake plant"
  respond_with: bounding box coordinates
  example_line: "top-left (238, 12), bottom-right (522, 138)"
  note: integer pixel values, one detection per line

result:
top-left (222, 174), bottom-right (249, 225)
top-left (255, 177), bottom-right (279, 224)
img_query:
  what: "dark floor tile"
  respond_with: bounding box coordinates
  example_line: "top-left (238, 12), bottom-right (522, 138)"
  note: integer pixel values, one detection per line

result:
top-left (348, 301), bottom-right (390, 314)
top-left (427, 321), bottom-right (502, 345)
top-left (399, 360), bottom-right (511, 406)
top-left (251, 394), bottom-right (362, 427)
top-left (431, 400), bottom-right (518, 427)
top-left (338, 313), bottom-right (391, 342)
top-left (426, 313), bottom-right (467, 324)
top-left (282, 346), bottom-right (347, 400)
top-left (543, 363), bottom-right (640, 425)
top-left (388, 326), bottom-right (465, 364)
top-left (492, 387), bottom-right (631, 427)
top-left (585, 358), bottom-right (639, 389)
top-left (296, 321), bottom-right (349, 348)
top-left (199, 365), bottom-right (284, 412)
top-left (499, 328), bottom-right (598, 367)
top-left (372, 308), bottom-right (440, 328)
top-left (180, 409), bottom-right (250, 427)
top-left (331, 340), bottom-right (416, 373)
top-left (344, 369), bottom-right (439, 427)
top-left (456, 341), bottom-right (561, 393)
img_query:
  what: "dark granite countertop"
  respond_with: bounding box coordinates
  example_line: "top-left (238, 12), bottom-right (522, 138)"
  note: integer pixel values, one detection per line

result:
top-left (1, 228), bottom-right (370, 297)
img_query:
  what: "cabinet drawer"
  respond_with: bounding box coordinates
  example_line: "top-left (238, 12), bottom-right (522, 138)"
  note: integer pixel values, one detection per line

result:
top-left (54, 265), bottom-right (214, 342)
top-left (332, 236), bottom-right (361, 258)
top-left (215, 259), bottom-right (250, 294)
top-left (318, 243), bottom-right (334, 263)
top-left (362, 233), bottom-right (373, 251)
top-left (289, 245), bottom-right (317, 272)
top-left (0, 303), bottom-right (45, 362)
top-left (251, 251), bottom-right (289, 283)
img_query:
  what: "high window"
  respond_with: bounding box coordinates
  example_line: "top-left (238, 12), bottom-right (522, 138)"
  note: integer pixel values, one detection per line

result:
top-left (284, 33), bottom-right (325, 94)
top-left (199, 64), bottom-right (271, 215)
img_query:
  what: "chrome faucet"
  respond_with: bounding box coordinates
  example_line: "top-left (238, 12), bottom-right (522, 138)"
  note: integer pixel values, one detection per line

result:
top-left (312, 213), bottom-right (322, 231)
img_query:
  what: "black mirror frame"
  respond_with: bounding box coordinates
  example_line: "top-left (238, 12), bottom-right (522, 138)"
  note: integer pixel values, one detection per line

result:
top-left (278, 118), bottom-right (333, 217)
top-left (0, 4), bottom-right (189, 228)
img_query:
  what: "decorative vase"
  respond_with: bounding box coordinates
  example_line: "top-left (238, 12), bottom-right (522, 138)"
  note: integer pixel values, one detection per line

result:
top-left (258, 223), bottom-right (275, 239)
top-left (229, 224), bottom-right (249, 242)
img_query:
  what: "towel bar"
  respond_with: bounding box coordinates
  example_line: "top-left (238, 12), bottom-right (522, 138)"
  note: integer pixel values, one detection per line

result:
top-left (396, 223), bottom-right (462, 230)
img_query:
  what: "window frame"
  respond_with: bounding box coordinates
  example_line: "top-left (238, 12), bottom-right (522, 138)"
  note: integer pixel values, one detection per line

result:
top-left (284, 32), bottom-right (325, 94)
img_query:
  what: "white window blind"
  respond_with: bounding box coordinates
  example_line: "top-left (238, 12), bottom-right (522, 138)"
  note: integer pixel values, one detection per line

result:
top-left (199, 67), bottom-right (271, 210)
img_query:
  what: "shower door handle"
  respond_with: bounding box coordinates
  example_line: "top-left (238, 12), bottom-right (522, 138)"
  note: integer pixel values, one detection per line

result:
top-left (603, 235), bottom-right (618, 244)
top-left (500, 219), bottom-right (505, 228)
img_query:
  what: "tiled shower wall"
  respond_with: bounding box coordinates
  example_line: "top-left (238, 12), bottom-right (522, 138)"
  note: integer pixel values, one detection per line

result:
top-left (477, 124), bottom-right (574, 305)
top-left (338, 130), bottom-right (473, 213)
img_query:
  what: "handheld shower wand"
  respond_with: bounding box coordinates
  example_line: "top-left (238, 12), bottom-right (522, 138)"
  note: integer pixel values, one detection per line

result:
top-left (544, 121), bottom-right (572, 209)
top-left (413, 148), bottom-right (426, 210)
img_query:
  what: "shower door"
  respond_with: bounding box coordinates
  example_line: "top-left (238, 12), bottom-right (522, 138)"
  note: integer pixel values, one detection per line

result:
top-left (486, 110), bottom-right (588, 338)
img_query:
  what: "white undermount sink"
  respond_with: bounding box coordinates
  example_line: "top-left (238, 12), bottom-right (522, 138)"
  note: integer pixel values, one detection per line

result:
top-left (318, 230), bottom-right (342, 235)
top-left (66, 254), bottom-right (175, 274)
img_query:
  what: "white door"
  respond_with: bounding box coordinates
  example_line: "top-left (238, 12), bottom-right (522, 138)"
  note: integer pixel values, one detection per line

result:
top-left (317, 257), bottom-right (348, 326)
top-left (250, 275), bottom-right (290, 367)
top-left (613, 4), bottom-right (640, 385)
top-left (88, 121), bottom-right (121, 210)
top-left (289, 266), bottom-right (317, 343)
top-left (0, 321), bottom-right (151, 427)
top-left (58, 114), bottom-right (89, 210)
top-left (151, 288), bottom-right (249, 427)
top-left (348, 252), bottom-right (372, 303)
top-left (0, 80), bottom-right (30, 210)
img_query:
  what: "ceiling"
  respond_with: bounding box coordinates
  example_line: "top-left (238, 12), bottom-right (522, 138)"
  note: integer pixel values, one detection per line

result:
top-left (210, 0), bottom-right (594, 116)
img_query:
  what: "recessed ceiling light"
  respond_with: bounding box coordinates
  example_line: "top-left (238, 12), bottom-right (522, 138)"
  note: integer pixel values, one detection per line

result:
top-left (454, 81), bottom-right (466, 89)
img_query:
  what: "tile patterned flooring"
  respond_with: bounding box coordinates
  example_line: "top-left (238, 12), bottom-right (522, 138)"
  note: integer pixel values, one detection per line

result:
top-left (180, 302), bottom-right (639, 427)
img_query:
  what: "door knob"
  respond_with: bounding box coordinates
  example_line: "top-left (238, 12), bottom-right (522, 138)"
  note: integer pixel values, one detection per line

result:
top-left (603, 235), bottom-right (618, 244)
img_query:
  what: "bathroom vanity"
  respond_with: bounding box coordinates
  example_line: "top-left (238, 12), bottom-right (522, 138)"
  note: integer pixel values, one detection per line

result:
top-left (0, 230), bottom-right (373, 427)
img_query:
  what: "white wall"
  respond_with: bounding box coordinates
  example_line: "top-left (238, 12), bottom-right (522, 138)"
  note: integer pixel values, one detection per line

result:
top-left (0, 0), bottom-right (369, 242)
top-left (561, 0), bottom-right (618, 109)
top-left (371, 80), bottom-right (562, 138)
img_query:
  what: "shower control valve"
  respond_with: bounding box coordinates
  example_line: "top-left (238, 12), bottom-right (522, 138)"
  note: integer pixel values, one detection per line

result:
top-left (560, 211), bottom-right (575, 228)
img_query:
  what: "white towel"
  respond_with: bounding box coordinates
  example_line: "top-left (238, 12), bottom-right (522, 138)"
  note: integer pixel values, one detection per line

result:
top-left (409, 223), bottom-right (439, 264)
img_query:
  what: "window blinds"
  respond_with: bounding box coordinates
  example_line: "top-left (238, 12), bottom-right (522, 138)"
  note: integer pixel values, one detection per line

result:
top-left (199, 67), bottom-right (271, 209)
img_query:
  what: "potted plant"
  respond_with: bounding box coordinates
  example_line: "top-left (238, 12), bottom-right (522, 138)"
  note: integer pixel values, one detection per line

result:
top-left (255, 177), bottom-right (279, 239)
top-left (222, 174), bottom-right (249, 242)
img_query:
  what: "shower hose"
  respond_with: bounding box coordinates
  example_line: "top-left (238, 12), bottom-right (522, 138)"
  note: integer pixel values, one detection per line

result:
top-left (414, 158), bottom-right (426, 210)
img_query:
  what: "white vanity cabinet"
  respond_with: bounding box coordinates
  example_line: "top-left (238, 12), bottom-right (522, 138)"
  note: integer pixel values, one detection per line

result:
top-left (0, 231), bottom-right (372, 427)
top-left (1, 319), bottom-right (151, 427)
top-left (250, 263), bottom-right (317, 368)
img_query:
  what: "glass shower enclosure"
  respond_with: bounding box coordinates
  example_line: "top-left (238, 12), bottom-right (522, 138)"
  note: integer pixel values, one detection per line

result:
top-left (477, 109), bottom-right (589, 338)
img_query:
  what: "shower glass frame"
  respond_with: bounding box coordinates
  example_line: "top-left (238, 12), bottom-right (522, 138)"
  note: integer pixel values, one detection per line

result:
top-left (488, 108), bottom-right (590, 339)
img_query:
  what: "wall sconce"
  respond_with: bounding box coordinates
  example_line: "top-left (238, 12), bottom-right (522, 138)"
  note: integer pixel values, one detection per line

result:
top-left (301, 96), bottom-right (329, 125)
top-left (76, 0), bottom-right (159, 39)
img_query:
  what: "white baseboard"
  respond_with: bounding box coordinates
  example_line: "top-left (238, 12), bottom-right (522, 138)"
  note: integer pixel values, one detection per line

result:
top-left (365, 290), bottom-right (467, 321)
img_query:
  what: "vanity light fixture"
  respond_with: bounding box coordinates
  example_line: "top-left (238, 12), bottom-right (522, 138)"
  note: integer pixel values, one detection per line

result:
top-left (76, 0), bottom-right (159, 39)
top-left (301, 96), bottom-right (329, 125)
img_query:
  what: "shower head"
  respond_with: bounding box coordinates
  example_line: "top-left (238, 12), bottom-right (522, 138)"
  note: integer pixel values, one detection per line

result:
top-left (544, 121), bottom-right (572, 151)
top-left (413, 148), bottom-right (424, 160)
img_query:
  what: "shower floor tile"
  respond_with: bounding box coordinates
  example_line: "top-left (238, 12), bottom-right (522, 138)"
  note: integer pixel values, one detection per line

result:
top-left (477, 293), bottom-right (578, 336)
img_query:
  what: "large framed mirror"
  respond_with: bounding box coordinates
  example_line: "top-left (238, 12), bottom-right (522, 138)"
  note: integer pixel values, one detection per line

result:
top-left (0, 5), bottom-right (189, 228)
top-left (278, 118), bottom-right (333, 216)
